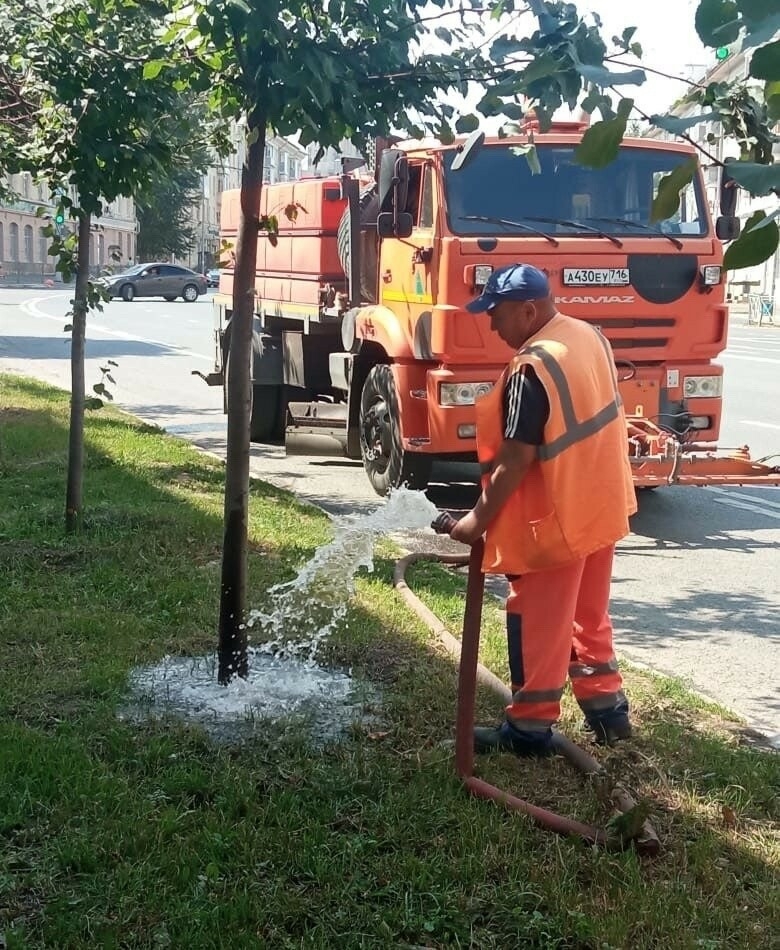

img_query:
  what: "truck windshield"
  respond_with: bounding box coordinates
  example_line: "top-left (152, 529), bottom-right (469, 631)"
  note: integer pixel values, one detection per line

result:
top-left (444, 144), bottom-right (707, 238)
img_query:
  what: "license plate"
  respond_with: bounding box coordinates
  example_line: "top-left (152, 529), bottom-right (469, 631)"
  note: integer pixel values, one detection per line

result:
top-left (563, 267), bottom-right (630, 287)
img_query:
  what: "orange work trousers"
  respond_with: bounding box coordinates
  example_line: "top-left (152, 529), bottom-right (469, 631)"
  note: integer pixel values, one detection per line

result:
top-left (504, 543), bottom-right (626, 732)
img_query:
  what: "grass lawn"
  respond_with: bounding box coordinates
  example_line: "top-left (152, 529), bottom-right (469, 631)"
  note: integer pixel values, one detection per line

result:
top-left (0, 373), bottom-right (778, 950)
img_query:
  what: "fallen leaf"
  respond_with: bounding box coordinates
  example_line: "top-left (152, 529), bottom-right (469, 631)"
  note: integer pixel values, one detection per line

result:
top-left (368, 731), bottom-right (389, 740)
top-left (722, 805), bottom-right (737, 828)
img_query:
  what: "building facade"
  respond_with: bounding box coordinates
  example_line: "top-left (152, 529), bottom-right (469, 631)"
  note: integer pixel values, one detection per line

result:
top-left (649, 38), bottom-right (780, 306)
top-left (303, 139), bottom-right (366, 178)
top-left (0, 173), bottom-right (136, 284)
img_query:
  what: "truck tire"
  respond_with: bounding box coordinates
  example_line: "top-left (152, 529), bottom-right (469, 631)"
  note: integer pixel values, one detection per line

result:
top-left (337, 185), bottom-right (379, 305)
top-left (359, 364), bottom-right (432, 496)
top-left (250, 384), bottom-right (284, 443)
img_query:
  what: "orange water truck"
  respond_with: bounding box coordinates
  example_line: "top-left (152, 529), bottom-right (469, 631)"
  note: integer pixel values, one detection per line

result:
top-left (203, 124), bottom-right (779, 494)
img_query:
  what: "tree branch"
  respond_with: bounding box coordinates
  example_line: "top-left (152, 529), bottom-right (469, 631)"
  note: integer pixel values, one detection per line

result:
top-left (606, 54), bottom-right (708, 91)
top-left (619, 93), bottom-right (725, 167)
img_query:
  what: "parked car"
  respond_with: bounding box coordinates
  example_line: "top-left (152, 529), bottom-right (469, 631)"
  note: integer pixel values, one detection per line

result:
top-left (206, 269), bottom-right (221, 288)
top-left (98, 263), bottom-right (208, 302)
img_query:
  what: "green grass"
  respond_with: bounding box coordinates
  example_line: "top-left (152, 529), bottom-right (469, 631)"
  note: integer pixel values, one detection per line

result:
top-left (1, 373), bottom-right (778, 950)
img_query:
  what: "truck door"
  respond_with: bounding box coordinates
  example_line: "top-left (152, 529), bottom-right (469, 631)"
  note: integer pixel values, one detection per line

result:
top-left (379, 161), bottom-right (436, 317)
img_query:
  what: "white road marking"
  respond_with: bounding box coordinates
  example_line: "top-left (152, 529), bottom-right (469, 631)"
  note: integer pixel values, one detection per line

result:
top-left (721, 353), bottom-right (780, 365)
top-left (740, 420), bottom-right (780, 431)
top-left (710, 487), bottom-right (780, 511)
top-left (712, 496), bottom-right (780, 521)
top-left (20, 296), bottom-right (212, 363)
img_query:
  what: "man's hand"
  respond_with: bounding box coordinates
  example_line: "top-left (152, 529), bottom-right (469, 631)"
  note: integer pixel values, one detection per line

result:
top-left (449, 510), bottom-right (484, 546)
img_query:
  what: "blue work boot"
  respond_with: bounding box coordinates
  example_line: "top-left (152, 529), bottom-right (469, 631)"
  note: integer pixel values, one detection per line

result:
top-left (473, 720), bottom-right (554, 758)
top-left (583, 698), bottom-right (632, 745)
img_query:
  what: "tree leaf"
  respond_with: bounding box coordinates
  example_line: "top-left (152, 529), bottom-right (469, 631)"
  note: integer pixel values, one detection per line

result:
top-left (501, 103), bottom-right (525, 120)
top-left (723, 161), bottom-right (780, 195)
top-left (434, 27), bottom-right (452, 45)
top-left (63, 323), bottom-right (73, 332)
top-left (651, 158), bottom-right (698, 221)
top-left (84, 397), bottom-right (103, 411)
top-left (605, 801), bottom-right (652, 845)
top-left (649, 112), bottom-right (720, 134)
top-left (142, 60), bottom-right (165, 80)
top-left (749, 39), bottom-right (780, 80)
top-left (574, 62), bottom-right (646, 87)
top-left (438, 120), bottom-right (455, 145)
top-left (694, 0), bottom-right (741, 46)
top-left (723, 210), bottom-right (780, 269)
top-left (741, 11), bottom-right (780, 49)
top-left (575, 98), bottom-right (634, 169)
top-left (93, 383), bottom-right (105, 395)
top-left (765, 79), bottom-right (780, 120)
top-left (455, 114), bottom-right (480, 134)
top-left (744, 206), bottom-right (780, 231)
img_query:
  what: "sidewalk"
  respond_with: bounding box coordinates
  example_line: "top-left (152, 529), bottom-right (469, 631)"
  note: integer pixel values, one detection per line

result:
top-left (0, 280), bottom-right (73, 291)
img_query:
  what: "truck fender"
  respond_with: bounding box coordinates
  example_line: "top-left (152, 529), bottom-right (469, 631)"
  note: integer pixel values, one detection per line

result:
top-left (354, 304), bottom-right (414, 361)
top-left (222, 319), bottom-right (283, 387)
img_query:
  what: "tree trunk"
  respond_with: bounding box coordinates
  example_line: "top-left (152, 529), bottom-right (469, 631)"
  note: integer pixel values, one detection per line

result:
top-left (217, 111), bottom-right (266, 684)
top-left (65, 211), bottom-right (92, 533)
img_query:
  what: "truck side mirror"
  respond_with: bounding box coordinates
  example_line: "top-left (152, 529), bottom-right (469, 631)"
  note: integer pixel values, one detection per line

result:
top-left (378, 150), bottom-right (409, 214)
top-left (720, 159), bottom-right (739, 217)
top-left (716, 215), bottom-right (741, 242)
top-left (377, 211), bottom-right (414, 239)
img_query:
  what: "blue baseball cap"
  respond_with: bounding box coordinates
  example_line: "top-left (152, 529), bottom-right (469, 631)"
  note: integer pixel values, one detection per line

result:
top-left (465, 263), bottom-right (550, 313)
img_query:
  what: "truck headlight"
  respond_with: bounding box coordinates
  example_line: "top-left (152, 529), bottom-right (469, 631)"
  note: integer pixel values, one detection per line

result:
top-left (440, 381), bottom-right (493, 406)
top-left (683, 375), bottom-right (722, 398)
top-left (700, 265), bottom-right (721, 286)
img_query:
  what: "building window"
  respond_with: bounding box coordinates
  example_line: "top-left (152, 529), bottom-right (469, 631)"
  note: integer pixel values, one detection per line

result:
top-left (0, 221), bottom-right (4, 260)
top-left (24, 224), bottom-right (34, 262)
top-left (39, 227), bottom-right (48, 263)
top-left (9, 223), bottom-right (19, 260)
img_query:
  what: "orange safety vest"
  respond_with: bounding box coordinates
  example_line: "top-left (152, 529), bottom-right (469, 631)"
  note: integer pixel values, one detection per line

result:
top-left (476, 312), bottom-right (636, 575)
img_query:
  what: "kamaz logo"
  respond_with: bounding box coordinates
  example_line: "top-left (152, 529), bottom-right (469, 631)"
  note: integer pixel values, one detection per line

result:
top-left (556, 295), bottom-right (635, 305)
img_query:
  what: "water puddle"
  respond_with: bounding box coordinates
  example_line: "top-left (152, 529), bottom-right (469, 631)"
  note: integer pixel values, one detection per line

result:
top-left (120, 487), bottom-right (439, 743)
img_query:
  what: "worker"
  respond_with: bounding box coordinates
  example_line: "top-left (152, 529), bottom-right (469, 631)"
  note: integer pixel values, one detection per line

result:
top-left (449, 263), bottom-right (637, 756)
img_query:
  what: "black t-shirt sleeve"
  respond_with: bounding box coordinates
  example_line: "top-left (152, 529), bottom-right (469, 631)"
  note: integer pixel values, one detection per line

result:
top-left (502, 365), bottom-right (550, 445)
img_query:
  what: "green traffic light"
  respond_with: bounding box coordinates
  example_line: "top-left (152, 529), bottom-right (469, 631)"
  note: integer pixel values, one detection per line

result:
top-left (55, 214), bottom-right (64, 225)
top-left (715, 46), bottom-right (730, 61)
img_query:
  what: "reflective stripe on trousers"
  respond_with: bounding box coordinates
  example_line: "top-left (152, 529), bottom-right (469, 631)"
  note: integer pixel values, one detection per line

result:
top-left (505, 543), bottom-right (626, 730)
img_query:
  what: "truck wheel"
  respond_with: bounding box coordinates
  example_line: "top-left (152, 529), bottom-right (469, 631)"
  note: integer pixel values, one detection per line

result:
top-left (250, 384), bottom-right (284, 443)
top-left (359, 364), bottom-right (432, 496)
top-left (337, 185), bottom-right (379, 305)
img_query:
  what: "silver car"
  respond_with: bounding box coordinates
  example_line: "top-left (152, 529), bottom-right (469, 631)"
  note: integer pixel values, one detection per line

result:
top-left (101, 263), bottom-right (208, 302)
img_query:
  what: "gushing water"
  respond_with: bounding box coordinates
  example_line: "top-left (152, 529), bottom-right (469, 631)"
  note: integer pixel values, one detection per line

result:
top-left (246, 486), bottom-right (439, 663)
top-left (120, 487), bottom-right (439, 741)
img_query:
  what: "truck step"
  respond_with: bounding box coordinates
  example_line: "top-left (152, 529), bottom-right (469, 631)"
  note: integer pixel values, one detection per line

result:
top-left (285, 400), bottom-right (350, 458)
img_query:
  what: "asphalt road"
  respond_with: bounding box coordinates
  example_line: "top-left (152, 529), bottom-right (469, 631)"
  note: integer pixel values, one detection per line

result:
top-left (1, 287), bottom-right (778, 745)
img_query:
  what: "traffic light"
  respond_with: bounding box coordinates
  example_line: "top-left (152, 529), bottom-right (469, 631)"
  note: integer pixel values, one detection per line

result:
top-left (715, 46), bottom-right (730, 61)
top-left (54, 211), bottom-right (65, 226)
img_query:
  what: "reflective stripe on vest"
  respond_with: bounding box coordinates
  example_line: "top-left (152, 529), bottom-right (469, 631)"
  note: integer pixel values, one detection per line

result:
top-left (524, 334), bottom-right (622, 462)
top-left (480, 329), bottom-right (622, 472)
